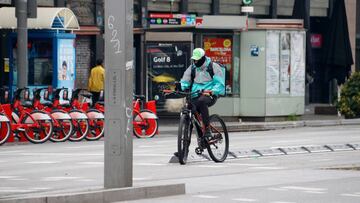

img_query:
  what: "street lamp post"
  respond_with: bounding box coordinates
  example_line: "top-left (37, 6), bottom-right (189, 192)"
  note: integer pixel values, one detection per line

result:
top-left (104, 0), bottom-right (134, 188)
top-left (15, 0), bottom-right (28, 89)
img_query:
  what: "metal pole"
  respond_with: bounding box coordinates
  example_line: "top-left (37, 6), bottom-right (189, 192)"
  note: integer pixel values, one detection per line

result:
top-left (104, 0), bottom-right (133, 188)
top-left (16, 0), bottom-right (28, 89)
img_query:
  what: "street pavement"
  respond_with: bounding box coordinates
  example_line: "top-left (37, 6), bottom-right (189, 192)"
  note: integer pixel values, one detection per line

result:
top-left (0, 125), bottom-right (359, 202)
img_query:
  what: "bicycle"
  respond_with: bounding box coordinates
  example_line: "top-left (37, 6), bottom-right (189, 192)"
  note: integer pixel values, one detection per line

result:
top-left (163, 89), bottom-right (229, 164)
top-left (0, 87), bottom-right (11, 145)
top-left (52, 88), bottom-right (90, 142)
top-left (1, 88), bottom-right (53, 144)
top-left (132, 94), bottom-right (159, 138)
top-left (76, 90), bottom-right (105, 141)
top-left (32, 88), bottom-right (74, 142)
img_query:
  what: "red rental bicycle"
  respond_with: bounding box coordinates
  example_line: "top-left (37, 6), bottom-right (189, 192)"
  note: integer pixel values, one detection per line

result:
top-left (0, 87), bottom-right (11, 145)
top-left (0, 88), bottom-right (53, 144)
top-left (32, 88), bottom-right (74, 142)
top-left (52, 88), bottom-right (89, 142)
top-left (132, 94), bottom-right (159, 138)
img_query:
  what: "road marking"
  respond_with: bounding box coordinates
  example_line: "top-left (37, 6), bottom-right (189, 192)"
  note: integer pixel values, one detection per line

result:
top-left (0, 189), bottom-right (35, 193)
top-left (0, 150), bottom-right (25, 154)
top-left (304, 191), bottom-right (327, 194)
top-left (41, 176), bottom-right (82, 181)
top-left (341, 193), bottom-right (360, 197)
top-left (31, 187), bottom-right (51, 190)
top-left (78, 162), bottom-right (104, 165)
top-left (281, 186), bottom-right (327, 191)
top-left (134, 163), bottom-right (167, 166)
top-left (0, 176), bottom-right (19, 179)
top-left (25, 161), bottom-right (61, 164)
top-left (270, 201), bottom-right (296, 203)
top-left (268, 188), bottom-right (289, 191)
top-left (249, 166), bottom-right (286, 170)
top-left (9, 178), bottom-right (29, 181)
top-left (193, 195), bottom-right (219, 199)
top-left (75, 179), bottom-right (96, 182)
top-left (232, 198), bottom-right (257, 202)
top-left (133, 177), bottom-right (151, 181)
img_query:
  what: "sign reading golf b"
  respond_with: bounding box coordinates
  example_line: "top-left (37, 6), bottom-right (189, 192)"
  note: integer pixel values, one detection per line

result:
top-left (243, 0), bottom-right (253, 5)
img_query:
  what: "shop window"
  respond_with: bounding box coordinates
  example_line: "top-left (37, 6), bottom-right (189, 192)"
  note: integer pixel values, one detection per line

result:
top-left (12, 39), bottom-right (53, 86)
top-left (203, 35), bottom-right (234, 96)
top-left (29, 40), bottom-right (53, 86)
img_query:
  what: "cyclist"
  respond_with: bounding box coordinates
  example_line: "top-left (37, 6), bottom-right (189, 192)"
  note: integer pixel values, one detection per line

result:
top-left (180, 48), bottom-right (225, 140)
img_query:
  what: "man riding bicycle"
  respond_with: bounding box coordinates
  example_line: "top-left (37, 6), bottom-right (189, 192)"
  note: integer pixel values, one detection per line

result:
top-left (180, 48), bottom-right (225, 139)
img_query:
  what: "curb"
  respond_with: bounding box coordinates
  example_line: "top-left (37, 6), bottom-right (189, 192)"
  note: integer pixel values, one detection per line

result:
top-left (159, 119), bottom-right (360, 135)
top-left (0, 183), bottom-right (185, 203)
top-left (173, 143), bottom-right (360, 163)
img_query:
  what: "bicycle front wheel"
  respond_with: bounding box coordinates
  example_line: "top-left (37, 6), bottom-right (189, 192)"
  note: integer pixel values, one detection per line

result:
top-left (133, 110), bottom-right (158, 138)
top-left (177, 114), bottom-right (192, 165)
top-left (68, 110), bottom-right (89, 142)
top-left (21, 110), bottom-right (53, 144)
top-left (206, 114), bottom-right (229, 162)
top-left (0, 114), bottom-right (11, 145)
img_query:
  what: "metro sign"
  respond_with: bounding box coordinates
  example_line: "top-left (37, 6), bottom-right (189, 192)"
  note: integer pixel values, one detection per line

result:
top-left (242, 0), bottom-right (253, 5)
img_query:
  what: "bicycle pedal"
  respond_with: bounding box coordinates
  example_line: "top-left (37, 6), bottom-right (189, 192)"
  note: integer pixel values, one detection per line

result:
top-left (195, 147), bottom-right (203, 155)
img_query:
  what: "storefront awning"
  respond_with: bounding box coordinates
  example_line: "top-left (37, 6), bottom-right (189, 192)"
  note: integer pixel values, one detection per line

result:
top-left (0, 7), bottom-right (80, 30)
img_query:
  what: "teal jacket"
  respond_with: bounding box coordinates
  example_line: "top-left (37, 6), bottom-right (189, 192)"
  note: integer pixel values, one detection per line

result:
top-left (180, 57), bottom-right (225, 97)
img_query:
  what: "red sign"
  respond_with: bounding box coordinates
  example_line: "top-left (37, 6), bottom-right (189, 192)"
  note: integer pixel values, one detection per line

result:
top-left (203, 38), bottom-right (232, 65)
top-left (311, 34), bottom-right (323, 48)
top-left (203, 37), bottom-right (233, 86)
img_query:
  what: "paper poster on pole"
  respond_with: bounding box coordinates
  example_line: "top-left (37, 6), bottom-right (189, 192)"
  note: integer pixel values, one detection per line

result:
top-left (280, 32), bottom-right (291, 95)
top-left (290, 31), bottom-right (305, 96)
top-left (266, 31), bottom-right (280, 95)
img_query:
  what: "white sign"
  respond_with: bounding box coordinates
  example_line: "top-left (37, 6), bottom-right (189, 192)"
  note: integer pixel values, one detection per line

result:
top-left (266, 31), bottom-right (280, 95)
top-left (290, 32), bottom-right (305, 96)
top-left (280, 32), bottom-right (291, 95)
top-left (241, 6), bottom-right (254, 13)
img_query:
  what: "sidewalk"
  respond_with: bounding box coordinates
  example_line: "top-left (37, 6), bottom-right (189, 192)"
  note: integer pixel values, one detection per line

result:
top-left (158, 104), bottom-right (360, 134)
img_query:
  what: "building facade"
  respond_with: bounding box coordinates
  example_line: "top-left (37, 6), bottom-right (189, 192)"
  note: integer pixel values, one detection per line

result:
top-left (0, 0), bottom-right (358, 117)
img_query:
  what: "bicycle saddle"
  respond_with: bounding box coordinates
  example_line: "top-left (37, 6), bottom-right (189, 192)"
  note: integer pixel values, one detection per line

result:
top-left (134, 95), bottom-right (145, 100)
top-left (81, 93), bottom-right (93, 99)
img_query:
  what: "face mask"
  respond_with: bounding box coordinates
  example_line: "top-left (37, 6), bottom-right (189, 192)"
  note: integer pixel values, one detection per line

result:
top-left (194, 56), bottom-right (206, 67)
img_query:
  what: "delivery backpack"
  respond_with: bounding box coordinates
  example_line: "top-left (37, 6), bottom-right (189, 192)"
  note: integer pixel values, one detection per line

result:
top-left (190, 61), bottom-right (226, 97)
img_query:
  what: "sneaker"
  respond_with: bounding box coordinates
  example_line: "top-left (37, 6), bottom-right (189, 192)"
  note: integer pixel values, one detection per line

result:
top-left (203, 127), bottom-right (212, 141)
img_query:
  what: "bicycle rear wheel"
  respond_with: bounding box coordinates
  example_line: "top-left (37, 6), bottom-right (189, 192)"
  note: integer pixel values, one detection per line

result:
top-left (49, 110), bottom-right (73, 142)
top-left (133, 110), bottom-right (158, 138)
top-left (0, 114), bottom-right (11, 145)
top-left (21, 110), bottom-right (53, 144)
top-left (177, 114), bottom-right (192, 165)
top-left (86, 109), bottom-right (105, 141)
top-left (206, 114), bottom-right (229, 162)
